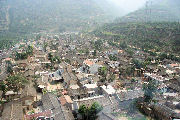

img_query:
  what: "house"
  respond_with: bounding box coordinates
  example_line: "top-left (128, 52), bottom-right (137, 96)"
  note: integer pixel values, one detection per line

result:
top-left (108, 61), bottom-right (120, 68)
top-left (36, 75), bottom-right (48, 92)
top-left (24, 65), bottom-right (35, 77)
top-left (84, 83), bottom-right (98, 97)
top-left (80, 59), bottom-right (102, 74)
top-left (24, 110), bottom-right (52, 120)
top-left (35, 54), bottom-right (46, 62)
top-left (4, 57), bottom-right (14, 63)
top-left (1, 100), bottom-right (24, 120)
top-left (105, 50), bottom-right (118, 56)
top-left (5, 91), bottom-right (21, 100)
top-left (144, 72), bottom-right (169, 85)
top-left (76, 73), bottom-right (93, 86)
top-left (69, 45), bottom-right (76, 51)
top-left (39, 93), bottom-right (73, 120)
top-left (59, 95), bottom-right (73, 109)
top-left (21, 81), bottom-right (37, 113)
top-left (89, 64), bottom-right (103, 74)
top-left (100, 85), bottom-right (116, 97)
top-left (16, 60), bottom-right (28, 70)
top-left (167, 64), bottom-right (180, 69)
top-left (166, 78), bottom-right (180, 92)
top-left (49, 69), bottom-right (64, 82)
top-left (72, 95), bottom-right (111, 111)
top-left (116, 89), bottom-right (144, 102)
top-left (69, 84), bottom-right (88, 100)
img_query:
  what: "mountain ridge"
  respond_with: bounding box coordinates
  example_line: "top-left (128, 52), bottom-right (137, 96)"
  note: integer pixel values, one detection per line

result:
top-left (0, 0), bottom-right (121, 34)
top-left (115, 0), bottom-right (180, 23)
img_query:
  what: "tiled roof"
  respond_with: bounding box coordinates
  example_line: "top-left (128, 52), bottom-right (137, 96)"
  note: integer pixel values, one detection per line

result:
top-left (1, 100), bottom-right (23, 120)
top-left (116, 89), bottom-right (144, 101)
top-left (84, 59), bottom-right (94, 66)
top-left (42, 93), bottom-right (60, 110)
top-left (41, 93), bottom-right (67, 120)
top-left (74, 95), bottom-right (111, 108)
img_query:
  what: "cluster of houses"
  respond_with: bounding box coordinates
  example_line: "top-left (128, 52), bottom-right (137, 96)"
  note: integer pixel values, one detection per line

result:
top-left (0, 33), bottom-right (179, 120)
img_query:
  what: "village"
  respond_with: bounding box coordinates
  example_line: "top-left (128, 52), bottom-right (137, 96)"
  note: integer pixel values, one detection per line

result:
top-left (0, 32), bottom-right (179, 120)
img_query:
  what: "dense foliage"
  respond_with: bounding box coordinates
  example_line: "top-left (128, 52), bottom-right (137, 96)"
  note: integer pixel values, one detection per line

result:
top-left (116, 0), bottom-right (180, 23)
top-left (15, 45), bottom-right (33, 60)
top-left (0, 0), bottom-right (116, 34)
top-left (78, 102), bottom-right (103, 120)
top-left (143, 80), bottom-right (157, 103)
top-left (2, 74), bottom-right (28, 93)
top-left (94, 22), bottom-right (180, 55)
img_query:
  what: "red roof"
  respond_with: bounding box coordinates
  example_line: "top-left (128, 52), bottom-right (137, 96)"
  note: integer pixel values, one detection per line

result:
top-left (59, 96), bottom-right (66, 106)
top-left (24, 110), bottom-right (52, 120)
top-left (84, 60), bottom-right (94, 66)
top-left (62, 90), bottom-right (68, 95)
top-left (5, 58), bottom-right (12, 61)
top-left (59, 95), bottom-right (72, 106)
top-left (170, 64), bottom-right (179, 67)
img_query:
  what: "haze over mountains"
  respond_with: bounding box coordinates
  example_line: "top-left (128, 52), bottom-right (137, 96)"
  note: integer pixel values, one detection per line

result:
top-left (0, 0), bottom-right (180, 34)
top-left (0, 0), bottom-right (124, 34)
top-left (93, 0), bottom-right (180, 54)
top-left (116, 0), bottom-right (180, 22)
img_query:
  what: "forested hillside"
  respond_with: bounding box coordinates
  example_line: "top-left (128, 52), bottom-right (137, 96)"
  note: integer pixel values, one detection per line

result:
top-left (92, 0), bottom-right (180, 55)
top-left (0, 0), bottom-right (120, 34)
top-left (116, 0), bottom-right (180, 23)
top-left (94, 22), bottom-right (180, 54)
top-left (0, 0), bottom-right (122, 49)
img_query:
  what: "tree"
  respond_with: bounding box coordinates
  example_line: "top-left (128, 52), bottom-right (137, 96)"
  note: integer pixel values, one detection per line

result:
top-left (55, 56), bottom-right (61, 63)
top-left (78, 102), bottom-right (103, 120)
top-left (7, 65), bottom-right (13, 74)
top-left (119, 67), bottom-right (124, 76)
top-left (94, 40), bottom-right (103, 51)
top-left (85, 48), bottom-right (89, 56)
top-left (98, 66), bottom-right (107, 77)
top-left (125, 66), bottom-right (135, 76)
top-left (48, 53), bottom-right (53, 61)
top-left (126, 48), bottom-right (134, 56)
top-left (100, 77), bottom-right (107, 83)
top-left (143, 80), bottom-right (157, 103)
top-left (93, 50), bottom-right (97, 57)
top-left (119, 41), bottom-right (127, 49)
top-left (15, 51), bottom-right (28, 60)
top-left (6, 60), bottom-right (13, 74)
top-left (65, 59), bottom-right (71, 64)
top-left (108, 74), bottom-right (115, 82)
top-left (26, 45), bottom-right (33, 55)
top-left (109, 54), bottom-right (117, 61)
top-left (132, 59), bottom-right (143, 69)
top-left (43, 42), bottom-right (48, 52)
top-left (89, 102), bottom-right (103, 120)
top-left (45, 63), bottom-right (50, 69)
top-left (36, 34), bottom-right (41, 40)
top-left (5, 74), bottom-right (28, 93)
top-left (78, 104), bottom-right (87, 120)
top-left (158, 53), bottom-right (168, 61)
top-left (0, 81), bottom-right (7, 100)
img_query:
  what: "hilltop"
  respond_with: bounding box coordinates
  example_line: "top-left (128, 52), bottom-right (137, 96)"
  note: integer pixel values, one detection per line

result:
top-left (93, 22), bottom-right (180, 54)
top-left (116, 0), bottom-right (180, 23)
top-left (0, 0), bottom-right (121, 34)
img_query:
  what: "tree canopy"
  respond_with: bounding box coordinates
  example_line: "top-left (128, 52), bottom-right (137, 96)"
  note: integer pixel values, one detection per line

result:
top-left (4, 74), bottom-right (28, 92)
top-left (143, 80), bottom-right (157, 103)
top-left (78, 102), bottom-right (103, 120)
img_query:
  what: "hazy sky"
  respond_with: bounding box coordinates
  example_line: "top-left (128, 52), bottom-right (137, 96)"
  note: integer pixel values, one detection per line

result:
top-left (107, 0), bottom-right (148, 13)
